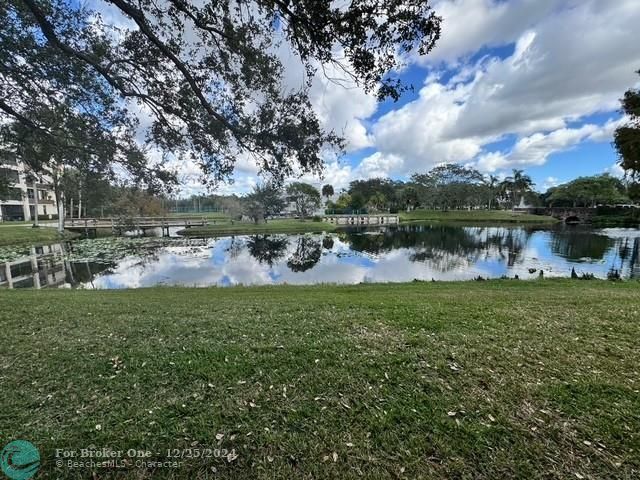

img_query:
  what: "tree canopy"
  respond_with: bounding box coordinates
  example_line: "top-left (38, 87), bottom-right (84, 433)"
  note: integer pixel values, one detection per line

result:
top-left (544, 174), bottom-right (628, 207)
top-left (614, 69), bottom-right (640, 177)
top-left (1, 0), bottom-right (442, 188)
top-left (243, 182), bottom-right (286, 222)
top-left (321, 184), bottom-right (334, 199)
top-left (286, 182), bottom-right (320, 218)
top-left (411, 164), bottom-right (488, 210)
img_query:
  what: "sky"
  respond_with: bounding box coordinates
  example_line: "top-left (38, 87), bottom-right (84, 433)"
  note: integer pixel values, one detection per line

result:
top-left (98, 0), bottom-right (640, 197)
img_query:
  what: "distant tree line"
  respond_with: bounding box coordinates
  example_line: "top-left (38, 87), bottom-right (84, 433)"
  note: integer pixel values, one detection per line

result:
top-left (322, 165), bottom-right (539, 214)
top-left (168, 165), bottom-right (640, 225)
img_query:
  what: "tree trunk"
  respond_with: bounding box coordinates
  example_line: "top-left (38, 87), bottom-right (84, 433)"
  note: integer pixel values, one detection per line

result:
top-left (78, 181), bottom-right (83, 219)
top-left (32, 180), bottom-right (39, 227)
top-left (54, 177), bottom-right (65, 234)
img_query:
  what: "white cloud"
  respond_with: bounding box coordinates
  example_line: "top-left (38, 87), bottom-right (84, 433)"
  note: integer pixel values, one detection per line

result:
top-left (603, 163), bottom-right (625, 178)
top-left (542, 176), bottom-right (560, 191)
top-left (277, 44), bottom-right (377, 152)
top-left (308, 63), bottom-right (377, 151)
top-left (367, 0), bottom-right (640, 177)
top-left (424, 0), bottom-right (565, 64)
top-left (354, 152), bottom-right (404, 180)
top-left (474, 123), bottom-right (608, 172)
top-left (450, 0), bottom-right (640, 140)
top-left (371, 80), bottom-right (484, 173)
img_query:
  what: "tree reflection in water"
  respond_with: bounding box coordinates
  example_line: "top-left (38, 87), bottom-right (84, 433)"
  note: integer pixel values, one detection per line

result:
top-left (322, 236), bottom-right (334, 250)
top-left (550, 227), bottom-right (613, 261)
top-left (246, 235), bottom-right (289, 266)
top-left (342, 225), bottom-right (531, 272)
top-left (224, 236), bottom-right (245, 260)
top-left (287, 237), bottom-right (322, 272)
top-left (607, 236), bottom-right (640, 279)
top-left (630, 238), bottom-right (640, 279)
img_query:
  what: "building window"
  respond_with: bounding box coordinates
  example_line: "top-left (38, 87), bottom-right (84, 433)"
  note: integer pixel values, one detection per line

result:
top-left (6, 188), bottom-right (22, 201)
top-left (0, 168), bottom-right (19, 184)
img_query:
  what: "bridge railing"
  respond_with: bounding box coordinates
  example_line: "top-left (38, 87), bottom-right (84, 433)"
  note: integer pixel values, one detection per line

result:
top-left (66, 216), bottom-right (208, 228)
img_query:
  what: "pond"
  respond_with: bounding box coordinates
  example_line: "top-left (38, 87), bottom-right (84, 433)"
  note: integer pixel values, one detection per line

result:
top-left (1, 224), bottom-right (639, 289)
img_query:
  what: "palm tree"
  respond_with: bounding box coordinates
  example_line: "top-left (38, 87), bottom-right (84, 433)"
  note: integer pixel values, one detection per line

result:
top-left (512, 169), bottom-right (534, 207)
top-left (484, 174), bottom-right (500, 210)
top-left (501, 170), bottom-right (534, 209)
top-left (321, 184), bottom-right (334, 200)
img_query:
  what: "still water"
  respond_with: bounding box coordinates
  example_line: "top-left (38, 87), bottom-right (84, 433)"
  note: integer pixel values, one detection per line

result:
top-left (1, 225), bottom-right (639, 289)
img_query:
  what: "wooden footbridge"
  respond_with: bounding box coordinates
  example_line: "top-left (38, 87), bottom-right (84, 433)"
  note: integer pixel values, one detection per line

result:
top-left (65, 217), bottom-right (208, 237)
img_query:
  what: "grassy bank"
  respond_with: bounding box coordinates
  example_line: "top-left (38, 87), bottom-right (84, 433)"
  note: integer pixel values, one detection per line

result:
top-left (179, 219), bottom-right (336, 237)
top-left (168, 212), bottom-right (231, 221)
top-left (1, 280), bottom-right (639, 479)
top-left (0, 224), bottom-right (77, 247)
top-left (180, 211), bottom-right (558, 238)
top-left (400, 209), bottom-right (558, 224)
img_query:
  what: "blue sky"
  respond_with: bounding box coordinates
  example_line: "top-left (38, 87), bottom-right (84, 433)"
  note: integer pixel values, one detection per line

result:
top-left (139, 0), bottom-right (640, 196)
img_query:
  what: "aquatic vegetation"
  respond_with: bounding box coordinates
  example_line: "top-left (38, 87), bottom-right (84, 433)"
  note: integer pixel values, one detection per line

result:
top-left (0, 245), bottom-right (32, 263)
top-left (0, 237), bottom-right (209, 266)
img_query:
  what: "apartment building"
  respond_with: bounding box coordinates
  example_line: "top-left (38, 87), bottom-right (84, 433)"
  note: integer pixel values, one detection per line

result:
top-left (0, 155), bottom-right (57, 221)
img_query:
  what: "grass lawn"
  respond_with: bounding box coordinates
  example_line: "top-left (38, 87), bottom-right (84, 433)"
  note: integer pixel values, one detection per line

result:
top-left (0, 224), bottom-right (77, 247)
top-left (400, 209), bottom-right (559, 224)
top-left (180, 211), bottom-right (558, 238)
top-left (168, 212), bottom-right (231, 221)
top-left (179, 219), bottom-right (337, 237)
top-left (1, 280), bottom-right (639, 479)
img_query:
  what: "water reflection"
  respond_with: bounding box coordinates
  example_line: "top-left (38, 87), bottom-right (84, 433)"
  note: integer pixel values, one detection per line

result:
top-left (0, 243), bottom-right (115, 289)
top-left (344, 226), bottom-right (532, 272)
top-left (1, 225), bottom-right (639, 289)
top-left (287, 237), bottom-right (322, 272)
top-left (550, 229), bottom-right (613, 261)
top-left (246, 235), bottom-right (288, 266)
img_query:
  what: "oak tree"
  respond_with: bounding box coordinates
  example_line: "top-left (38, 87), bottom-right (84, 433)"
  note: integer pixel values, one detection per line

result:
top-left (614, 70), bottom-right (640, 177)
top-left (1, 0), bottom-right (441, 188)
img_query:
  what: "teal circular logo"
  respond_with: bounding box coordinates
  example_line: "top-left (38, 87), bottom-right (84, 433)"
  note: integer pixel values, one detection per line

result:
top-left (0, 441), bottom-right (40, 480)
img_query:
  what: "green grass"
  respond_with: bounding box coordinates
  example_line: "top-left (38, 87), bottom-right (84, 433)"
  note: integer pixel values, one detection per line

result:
top-left (0, 224), bottom-right (77, 247)
top-left (179, 219), bottom-right (336, 237)
top-left (400, 209), bottom-right (559, 224)
top-left (181, 211), bottom-right (558, 237)
top-left (168, 212), bottom-right (231, 221)
top-left (1, 280), bottom-right (639, 479)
